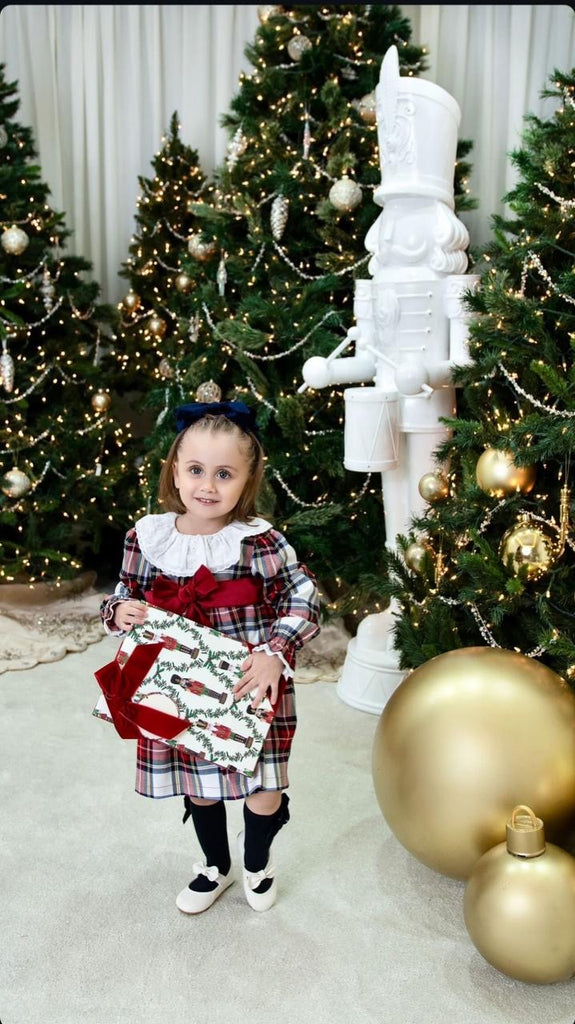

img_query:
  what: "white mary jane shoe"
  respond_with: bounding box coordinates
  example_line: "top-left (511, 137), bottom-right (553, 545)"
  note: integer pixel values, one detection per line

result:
top-left (176, 862), bottom-right (234, 914)
top-left (236, 831), bottom-right (277, 912)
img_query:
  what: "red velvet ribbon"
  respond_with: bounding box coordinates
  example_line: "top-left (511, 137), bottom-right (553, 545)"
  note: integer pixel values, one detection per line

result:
top-left (95, 641), bottom-right (186, 740)
top-left (143, 565), bottom-right (263, 623)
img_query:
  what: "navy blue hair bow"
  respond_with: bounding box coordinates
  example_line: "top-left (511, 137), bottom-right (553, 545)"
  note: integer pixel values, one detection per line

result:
top-left (174, 401), bottom-right (260, 438)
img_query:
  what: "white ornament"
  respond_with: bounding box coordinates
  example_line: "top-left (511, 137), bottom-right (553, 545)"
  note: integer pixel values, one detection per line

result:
top-left (355, 91), bottom-right (377, 125)
top-left (217, 255), bottom-right (227, 297)
top-left (1, 468), bottom-right (31, 498)
top-left (287, 35), bottom-right (312, 62)
top-left (257, 5), bottom-right (283, 22)
top-left (227, 127), bottom-right (247, 170)
top-left (188, 233), bottom-right (217, 262)
top-left (0, 126), bottom-right (8, 148)
top-left (303, 113), bottom-right (312, 159)
top-left (329, 175), bottom-right (362, 213)
top-left (270, 195), bottom-right (290, 240)
top-left (0, 337), bottom-right (14, 393)
top-left (1, 225), bottom-right (29, 255)
top-left (40, 268), bottom-right (55, 310)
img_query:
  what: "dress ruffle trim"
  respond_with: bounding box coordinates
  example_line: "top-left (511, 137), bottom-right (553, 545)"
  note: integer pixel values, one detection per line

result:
top-left (135, 513), bottom-right (272, 576)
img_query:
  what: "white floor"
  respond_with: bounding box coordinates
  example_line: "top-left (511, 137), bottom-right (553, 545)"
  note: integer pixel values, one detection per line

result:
top-left (1, 637), bottom-right (574, 1024)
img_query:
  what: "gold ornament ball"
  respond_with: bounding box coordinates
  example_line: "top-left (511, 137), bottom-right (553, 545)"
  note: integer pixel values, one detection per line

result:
top-left (257, 5), bottom-right (283, 22)
top-left (418, 471), bottom-right (449, 503)
top-left (158, 358), bottom-right (174, 379)
top-left (329, 175), bottom-right (363, 213)
top-left (357, 91), bottom-right (377, 124)
top-left (476, 448), bottom-right (536, 497)
top-left (122, 290), bottom-right (141, 313)
top-left (175, 272), bottom-right (193, 294)
top-left (91, 391), bottom-right (112, 413)
top-left (500, 517), bottom-right (556, 579)
top-left (286, 34), bottom-right (313, 62)
top-left (148, 314), bottom-right (167, 338)
top-left (195, 380), bottom-right (222, 403)
top-left (187, 233), bottom-right (217, 262)
top-left (1, 225), bottom-right (29, 255)
top-left (1, 467), bottom-right (31, 498)
top-left (371, 646), bottom-right (575, 880)
top-left (464, 806), bottom-right (575, 983)
top-left (404, 540), bottom-right (433, 573)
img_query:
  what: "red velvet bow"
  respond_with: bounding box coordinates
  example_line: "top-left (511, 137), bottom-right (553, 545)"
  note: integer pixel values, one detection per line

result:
top-left (95, 641), bottom-right (186, 741)
top-left (143, 566), bottom-right (263, 623)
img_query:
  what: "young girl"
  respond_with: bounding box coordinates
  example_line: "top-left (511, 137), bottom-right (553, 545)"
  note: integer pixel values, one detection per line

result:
top-left (100, 398), bottom-right (321, 915)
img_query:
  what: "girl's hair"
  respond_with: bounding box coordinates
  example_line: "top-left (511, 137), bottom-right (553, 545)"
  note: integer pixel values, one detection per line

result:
top-left (158, 414), bottom-right (264, 524)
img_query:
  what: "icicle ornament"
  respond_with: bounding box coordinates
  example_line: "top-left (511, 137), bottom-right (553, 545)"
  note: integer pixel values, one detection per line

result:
top-left (0, 336), bottom-right (15, 392)
top-left (217, 255), bottom-right (227, 296)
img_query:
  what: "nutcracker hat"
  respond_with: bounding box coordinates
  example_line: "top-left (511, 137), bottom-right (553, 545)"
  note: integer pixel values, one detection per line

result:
top-left (374, 45), bottom-right (462, 209)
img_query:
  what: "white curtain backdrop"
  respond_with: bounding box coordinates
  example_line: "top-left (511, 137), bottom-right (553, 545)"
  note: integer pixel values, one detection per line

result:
top-left (0, 5), bottom-right (573, 303)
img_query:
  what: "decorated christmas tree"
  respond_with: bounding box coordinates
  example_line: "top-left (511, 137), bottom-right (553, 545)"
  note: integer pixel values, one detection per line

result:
top-left (0, 64), bottom-right (133, 584)
top-left (375, 66), bottom-right (575, 686)
top-left (132, 3), bottom-right (474, 622)
top-left (113, 112), bottom-right (212, 403)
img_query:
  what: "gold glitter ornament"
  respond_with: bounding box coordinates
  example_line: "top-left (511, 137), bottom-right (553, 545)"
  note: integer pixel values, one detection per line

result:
top-left (356, 91), bottom-right (377, 124)
top-left (1, 225), bottom-right (29, 255)
top-left (91, 391), bottom-right (112, 413)
top-left (195, 380), bottom-right (222, 403)
top-left (500, 516), bottom-right (557, 579)
top-left (286, 34), bottom-right (312, 62)
top-left (1, 467), bottom-right (31, 498)
top-left (257, 5), bottom-right (283, 21)
top-left (476, 448), bottom-right (536, 497)
top-left (329, 175), bottom-right (362, 213)
top-left (158, 359), bottom-right (174, 379)
top-left (187, 233), bottom-right (217, 262)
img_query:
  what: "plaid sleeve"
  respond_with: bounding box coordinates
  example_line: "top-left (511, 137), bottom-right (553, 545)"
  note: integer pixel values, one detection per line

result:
top-left (99, 527), bottom-right (158, 634)
top-left (250, 529), bottom-right (321, 661)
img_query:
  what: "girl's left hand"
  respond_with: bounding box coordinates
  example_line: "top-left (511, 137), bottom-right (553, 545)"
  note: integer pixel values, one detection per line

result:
top-left (233, 651), bottom-right (284, 709)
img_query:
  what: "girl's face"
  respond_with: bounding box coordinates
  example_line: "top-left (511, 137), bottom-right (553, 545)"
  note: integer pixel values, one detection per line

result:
top-left (172, 426), bottom-right (251, 534)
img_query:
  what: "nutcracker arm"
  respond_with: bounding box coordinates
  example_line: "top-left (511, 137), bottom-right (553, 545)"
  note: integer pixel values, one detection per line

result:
top-left (298, 327), bottom-right (376, 392)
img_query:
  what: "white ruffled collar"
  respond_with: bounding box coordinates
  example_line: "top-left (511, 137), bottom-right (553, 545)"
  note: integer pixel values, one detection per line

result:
top-left (135, 512), bottom-right (271, 576)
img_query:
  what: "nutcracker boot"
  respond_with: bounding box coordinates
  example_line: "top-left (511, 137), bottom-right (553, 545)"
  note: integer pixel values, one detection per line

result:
top-left (237, 793), bottom-right (290, 912)
top-left (176, 797), bottom-right (233, 914)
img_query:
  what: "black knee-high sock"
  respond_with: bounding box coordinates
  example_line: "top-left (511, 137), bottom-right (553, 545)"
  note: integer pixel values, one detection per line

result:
top-left (243, 793), bottom-right (290, 894)
top-left (182, 797), bottom-right (231, 892)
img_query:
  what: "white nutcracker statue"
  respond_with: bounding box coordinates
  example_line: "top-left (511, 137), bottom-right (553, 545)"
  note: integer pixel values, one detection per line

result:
top-left (300, 46), bottom-right (480, 714)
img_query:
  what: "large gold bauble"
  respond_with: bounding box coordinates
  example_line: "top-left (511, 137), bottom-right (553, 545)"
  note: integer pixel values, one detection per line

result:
top-left (476, 448), bottom-right (536, 497)
top-left (175, 272), bottom-right (193, 294)
top-left (122, 290), bottom-right (141, 313)
top-left (418, 471), bottom-right (449, 503)
top-left (372, 646), bottom-right (575, 879)
top-left (404, 540), bottom-right (433, 573)
top-left (147, 314), bottom-right (167, 338)
top-left (464, 806), bottom-right (575, 983)
top-left (500, 516), bottom-right (557, 579)
top-left (91, 391), bottom-right (112, 413)
top-left (1, 467), bottom-right (32, 498)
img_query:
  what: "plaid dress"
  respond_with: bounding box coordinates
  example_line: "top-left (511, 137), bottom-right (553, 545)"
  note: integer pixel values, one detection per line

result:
top-left (100, 514), bottom-right (321, 801)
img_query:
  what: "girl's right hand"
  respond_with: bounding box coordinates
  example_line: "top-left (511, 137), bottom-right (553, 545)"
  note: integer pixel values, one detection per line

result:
top-left (112, 599), bottom-right (148, 632)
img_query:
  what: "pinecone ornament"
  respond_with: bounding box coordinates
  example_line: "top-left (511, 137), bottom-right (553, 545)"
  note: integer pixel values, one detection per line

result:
top-left (270, 195), bottom-right (289, 241)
